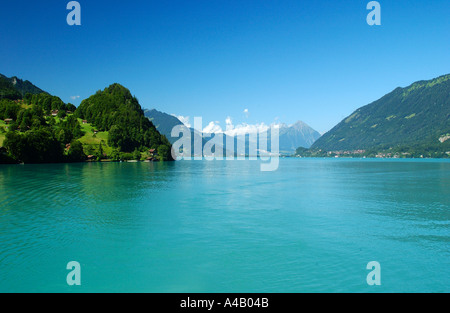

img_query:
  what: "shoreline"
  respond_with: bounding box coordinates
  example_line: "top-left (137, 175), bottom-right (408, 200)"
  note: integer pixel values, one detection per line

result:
top-left (1, 156), bottom-right (449, 166)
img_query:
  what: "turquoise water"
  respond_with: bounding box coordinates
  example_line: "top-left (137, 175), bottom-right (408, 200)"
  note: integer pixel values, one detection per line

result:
top-left (0, 159), bottom-right (449, 293)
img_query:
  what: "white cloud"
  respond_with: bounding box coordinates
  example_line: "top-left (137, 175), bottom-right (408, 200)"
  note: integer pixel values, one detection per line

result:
top-left (203, 121), bottom-right (223, 134)
top-left (224, 123), bottom-right (270, 136)
top-left (173, 115), bottom-right (192, 128)
top-left (175, 115), bottom-right (281, 137)
top-left (202, 116), bottom-right (272, 136)
top-left (70, 95), bottom-right (80, 100)
top-left (225, 116), bottom-right (233, 131)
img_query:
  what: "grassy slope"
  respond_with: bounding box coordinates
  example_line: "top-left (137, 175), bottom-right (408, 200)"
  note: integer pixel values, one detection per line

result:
top-left (1, 116), bottom-right (154, 160)
top-left (77, 118), bottom-right (113, 155)
top-left (78, 120), bottom-right (154, 160)
top-left (0, 115), bottom-right (112, 153)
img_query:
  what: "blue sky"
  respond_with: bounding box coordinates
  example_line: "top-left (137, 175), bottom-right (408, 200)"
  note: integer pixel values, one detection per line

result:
top-left (0, 0), bottom-right (449, 133)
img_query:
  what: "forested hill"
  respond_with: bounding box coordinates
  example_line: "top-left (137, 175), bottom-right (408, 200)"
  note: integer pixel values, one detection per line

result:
top-left (0, 74), bottom-right (47, 100)
top-left (75, 83), bottom-right (173, 159)
top-left (1, 77), bottom-right (173, 163)
top-left (311, 74), bottom-right (450, 153)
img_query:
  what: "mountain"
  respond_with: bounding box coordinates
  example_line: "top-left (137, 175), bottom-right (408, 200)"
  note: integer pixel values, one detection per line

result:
top-left (242, 121), bottom-right (321, 154)
top-left (145, 109), bottom-right (320, 155)
top-left (144, 109), bottom-right (184, 144)
top-left (0, 73), bottom-right (47, 100)
top-left (277, 121), bottom-right (321, 153)
top-left (144, 109), bottom-right (220, 156)
top-left (311, 74), bottom-right (450, 153)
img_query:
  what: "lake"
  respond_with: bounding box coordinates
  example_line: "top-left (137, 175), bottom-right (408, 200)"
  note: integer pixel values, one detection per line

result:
top-left (0, 159), bottom-right (449, 292)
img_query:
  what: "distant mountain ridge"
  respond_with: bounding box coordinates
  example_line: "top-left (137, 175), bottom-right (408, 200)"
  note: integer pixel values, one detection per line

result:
top-left (0, 73), bottom-right (47, 100)
top-left (277, 121), bottom-right (321, 152)
top-left (312, 74), bottom-right (450, 152)
top-left (144, 109), bottom-right (184, 143)
top-left (145, 108), bottom-right (321, 154)
top-left (144, 109), bottom-right (219, 156)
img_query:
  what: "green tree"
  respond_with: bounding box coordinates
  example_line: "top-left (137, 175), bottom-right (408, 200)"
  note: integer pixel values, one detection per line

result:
top-left (66, 103), bottom-right (76, 112)
top-left (57, 110), bottom-right (67, 119)
top-left (67, 140), bottom-right (86, 162)
top-left (157, 145), bottom-right (171, 161)
top-left (132, 148), bottom-right (141, 161)
top-left (4, 129), bottom-right (64, 163)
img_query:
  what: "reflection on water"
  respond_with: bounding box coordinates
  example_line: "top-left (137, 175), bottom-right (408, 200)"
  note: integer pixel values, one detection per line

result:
top-left (0, 159), bottom-right (449, 292)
